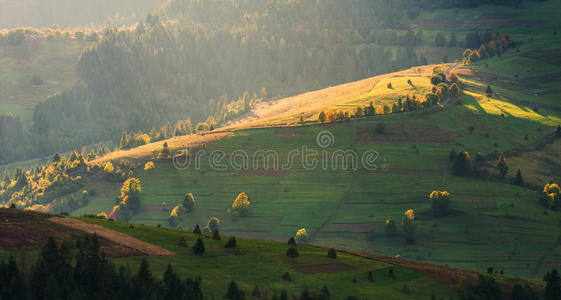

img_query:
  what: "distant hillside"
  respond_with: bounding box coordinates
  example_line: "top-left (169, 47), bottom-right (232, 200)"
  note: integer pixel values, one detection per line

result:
top-left (0, 0), bottom-right (161, 29)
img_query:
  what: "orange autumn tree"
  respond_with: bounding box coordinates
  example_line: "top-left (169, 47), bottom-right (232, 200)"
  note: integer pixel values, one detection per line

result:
top-left (232, 192), bottom-right (251, 216)
top-left (326, 110), bottom-right (337, 123)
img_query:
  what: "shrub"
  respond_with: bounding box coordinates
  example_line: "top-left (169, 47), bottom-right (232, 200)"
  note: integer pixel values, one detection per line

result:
top-left (286, 247), bottom-right (299, 258)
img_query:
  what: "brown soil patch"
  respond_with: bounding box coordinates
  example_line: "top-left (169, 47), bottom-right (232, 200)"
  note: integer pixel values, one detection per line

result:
top-left (49, 217), bottom-right (175, 256)
top-left (298, 263), bottom-right (353, 274)
top-left (273, 132), bottom-right (302, 138)
top-left (240, 169), bottom-right (287, 177)
top-left (0, 208), bottom-right (142, 257)
top-left (141, 205), bottom-right (169, 212)
top-left (324, 223), bottom-right (379, 233)
top-left (360, 168), bottom-right (441, 176)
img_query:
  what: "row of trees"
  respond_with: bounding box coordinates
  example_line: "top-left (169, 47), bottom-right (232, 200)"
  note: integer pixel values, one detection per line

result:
top-left (384, 209), bottom-right (417, 244)
top-left (463, 31), bottom-right (515, 64)
top-left (318, 91), bottom-right (446, 124)
top-left (0, 235), bottom-right (204, 299)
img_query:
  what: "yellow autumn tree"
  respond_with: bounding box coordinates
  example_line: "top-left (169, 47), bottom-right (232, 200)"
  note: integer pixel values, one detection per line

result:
top-left (144, 161), bottom-right (155, 171)
top-left (232, 192), bottom-right (251, 216)
top-left (296, 228), bottom-right (308, 242)
top-left (104, 162), bottom-right (114, 174)
top-left (402, 209), bottom-right (416, 243)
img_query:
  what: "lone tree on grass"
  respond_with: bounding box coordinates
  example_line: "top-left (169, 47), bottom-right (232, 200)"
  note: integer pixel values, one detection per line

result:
top-left (497, 153), bottom-right (508, 178)
top-left (486, 85), bottom-right (493, 96)
top-left (452, 151), bottom-right (473, 176)
top-left (402, 209), bottom-right (416, 245)
top-left (286, 247), bottom-right (299, 258)
top-left (295, 228), bottom-right (308, 242)
top-left (205, 217), bottom-right (220, 233)
top-left (193, 237), bottom-right (205, 255)
top-left (430, 190), bottom-right (451, 217)
top-left (183, 193), bottom-right (195, 212)
top-left (513, 169), bottom-right (524, 186)
top-left (232, 192), bottom-right (251, 216)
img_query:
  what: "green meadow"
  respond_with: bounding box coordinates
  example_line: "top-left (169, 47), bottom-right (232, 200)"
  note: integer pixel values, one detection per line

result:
top-left (78, 217), bottom-right (459, 299)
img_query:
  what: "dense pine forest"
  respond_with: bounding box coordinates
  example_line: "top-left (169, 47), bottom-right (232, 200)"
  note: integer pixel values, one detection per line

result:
top-left (0, 0), bottom-right (161, 28)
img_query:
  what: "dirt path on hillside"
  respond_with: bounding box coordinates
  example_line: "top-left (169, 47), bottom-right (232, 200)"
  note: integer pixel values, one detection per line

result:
top-left (49, 217), bottom-right (175, 256)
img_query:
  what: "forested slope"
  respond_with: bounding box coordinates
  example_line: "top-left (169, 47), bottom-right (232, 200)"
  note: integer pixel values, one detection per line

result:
top-left (0, 0), bottom-right (161, 29)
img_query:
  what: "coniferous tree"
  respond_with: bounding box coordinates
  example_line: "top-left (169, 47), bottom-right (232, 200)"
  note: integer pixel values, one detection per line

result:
top-left (497, 153), bottom-right (508, 178)
top-left (2, 169), bottom-right (9, 184)
top-left (513, 169), bottom-right (524, 186)
top-left (546, 269), bottom-right (561, 300)
top-left (225, 281), bottom-right (244, 300)
top-left (193, 237), bottom-right (205, 255)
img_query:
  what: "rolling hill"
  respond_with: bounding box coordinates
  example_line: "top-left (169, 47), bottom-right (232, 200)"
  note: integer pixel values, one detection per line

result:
top-left (0, 208), bottom-right (544, 299)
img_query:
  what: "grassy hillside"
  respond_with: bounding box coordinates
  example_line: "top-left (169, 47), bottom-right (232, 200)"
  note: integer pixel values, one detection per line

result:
top-left (0, 36), bottom-right (90, 127)
top-left (0, 208), bottom-right (463, 299)
top-left (79, 217), bottom-right (461, 299)
top-left (70, 15), bottom-right (561, 277)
